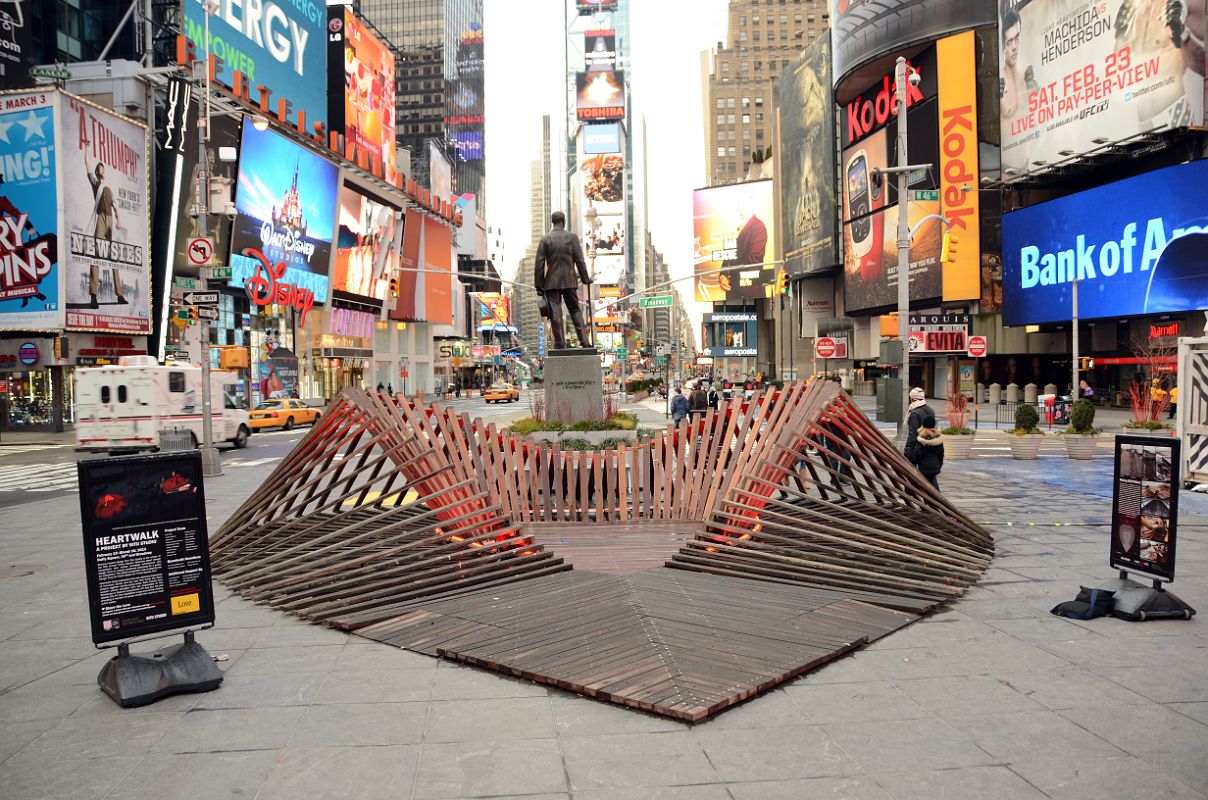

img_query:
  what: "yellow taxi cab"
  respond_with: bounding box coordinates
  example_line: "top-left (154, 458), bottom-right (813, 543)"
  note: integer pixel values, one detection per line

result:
top-left (248, 398), bottom-right (321, 430)
top-left (482, 382), bottom-right (520, 403)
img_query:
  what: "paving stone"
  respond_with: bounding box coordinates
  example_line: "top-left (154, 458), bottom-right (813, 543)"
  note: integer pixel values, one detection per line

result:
top-left (852, 640), bottom-right (1073, 680)
top-left (1058, 703), bottom-right (1208, 758)
top-left (693, 724), bottom-right (860, 782)
top-left (783, 680), bottom-right (930, 724)
top-left (152, 706), bottom-right (305, 753)
top-left (0, 754), bottom-right (138, 800)
top-left (413, 738), bottom-right (568, 799)
top-left (290, 701), bottom-right (428, 747)
top-left (942, 710), bottom-right (1125, 760)
top-left (575, 787), bottom-right (733, 800)
top-left (550, 692), bottom-right (686, 737)
top-left (11, 709), bottom-right (182, 762)
top-left (893, 674), bottom-right (1046, 719)
top-left (0, 718), bottom-right (56, 763)
top-left (689, 689), bottom-right (814, 730)
top-left (257, 745), bottom-right (420, 800)
top-left (561, 731), bottom-right (719, 790)
top-left (1168, 701), bottom-right (1208, 726)
top-left (821, 718), bottom-right (997, 773)
top-left (429, 662), bottom-right (549, 700)
top-left (106, 751), bottom-right (279, 800)
top-left (725, 777), bottom-right (893, 800)
top-left (425, 696), bottom-right (556, 743)
top-left (333, 641), bottom-right (440, 671)
top-left (1009, 754), bottom-right (1208, 800)
top-left (873, 765), bottom-right (1049, 800)
top-left (997, 667), bottom-right (1154, 710)
top-left (191, 669), bottom-right (326, 709)
top-left (1096, 665), bottom-right (1208, 704)
top-left (225, 643), bottom-right (343, 675)
top-left (311, 668), bottom-right (433, 704)
top-left (251, 620), bottom-right (350, 648)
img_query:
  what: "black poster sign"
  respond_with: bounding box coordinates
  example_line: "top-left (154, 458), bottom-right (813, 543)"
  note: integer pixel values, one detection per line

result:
top-left (0, 2), bottom-right (32, 89)
top-left (78, 452), bottom-right (216, 645)
top-left (1111, 435), bottom-right (1181, 582)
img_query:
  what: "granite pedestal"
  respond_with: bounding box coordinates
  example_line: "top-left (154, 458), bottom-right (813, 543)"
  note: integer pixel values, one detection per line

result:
top-left (544, 348), bottom-right (602, 423)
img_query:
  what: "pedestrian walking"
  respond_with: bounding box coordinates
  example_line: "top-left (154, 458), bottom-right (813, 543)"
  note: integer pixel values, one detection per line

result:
top-left (914, 413), bottom-right (944, 490)
top-left (387, 383), bottom-right (394, 397)
top-left (904, 387), bottom-right (935, 465)
top-left (707, 383), bottom-right (719, 410)
top-left (670, 387), bottom-right (689, 424)
top-left (689, 383), bottom-right (708, 418)
top-left (376, 382), bottom-right (385, 394)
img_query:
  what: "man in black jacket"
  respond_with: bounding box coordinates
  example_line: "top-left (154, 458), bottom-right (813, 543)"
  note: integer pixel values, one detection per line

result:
top-left (904, 387), bottom-right (936, 465)
top-left (535, 212), bottom-right (593, 349)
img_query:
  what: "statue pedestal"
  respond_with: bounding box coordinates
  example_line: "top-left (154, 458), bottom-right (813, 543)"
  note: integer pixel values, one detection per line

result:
top-left (544, 348), bottom-right (602, 423)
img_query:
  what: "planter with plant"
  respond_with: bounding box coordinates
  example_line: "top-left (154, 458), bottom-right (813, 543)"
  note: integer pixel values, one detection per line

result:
top-left (1123, 380), bottom-right (1174, 435)
top-left (1008, 403), bottom-right (1044, 459)
top-left (1062, 398), bottom-right (1099, 459)
top-left (941, 393), bottom-right (975, 460)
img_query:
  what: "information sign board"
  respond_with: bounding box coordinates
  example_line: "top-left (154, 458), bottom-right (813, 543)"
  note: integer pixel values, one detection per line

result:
top-left (1111, 435), bottom-right (1181, 582)
top-left (77, 452), bottom-right (216, 645)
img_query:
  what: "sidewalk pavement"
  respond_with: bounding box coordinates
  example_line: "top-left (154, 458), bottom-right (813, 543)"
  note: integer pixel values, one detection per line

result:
top-left (0, 429), bottom-right (76, 447)
top-left (1, 418), bottom-right (1206, 799)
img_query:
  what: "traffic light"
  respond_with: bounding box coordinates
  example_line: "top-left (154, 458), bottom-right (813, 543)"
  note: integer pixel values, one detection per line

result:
top-left (1078, 356), bottom-right (1095, 370)
top-left (187, 306), bottom-right (198, 326)
top-left (776, 270), bottom-right (790, 296)
top-left (389, 276), bottom-right (399, 299)
top-left (941, 230), bottom-right (959, 263)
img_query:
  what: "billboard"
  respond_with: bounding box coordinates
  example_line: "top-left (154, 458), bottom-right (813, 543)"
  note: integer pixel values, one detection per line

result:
top-left (584, 122), bottom-right (621, 154)
top-left (999, 0), bottom-right (1206, 175)
top-left (576, 70), bottom-right (626, 121)
top-left (580, 152), bottom-right (625, 256)
top-left (477, 291), bottom-right (511, 332)
top-left (182, 0), bottom-right (326, 130)
top-left (1002, 159), bottom-right (1208, 326)
top-left (776, 38), bottom-right (837, 277)
top-left (831, 0), bottom-right (996, 94)
top-left (577, 0), bottom-right (618, 12)
top-left (937, 31), bottom-right (980, 301)
top-left (170, 115), bottom-right (240, 277)
top-left (328, 7), bottom-right (398, 184)
top-left (229, 122), bottom-right (338, 306)
top-left (693, 180), bottom-right (776, 303)
top-left (333, 184), bottom-right (400, 301)
top-left (585, 30), bottom-right (617, 70)
top-left (0, 92), bottom-right (59, 329)
top-left (61, 95), bottom-right (152, 334)
top-left (0, 1), bottom-right (32, 89)
top-left (451, 130), bottom-right (483, 161)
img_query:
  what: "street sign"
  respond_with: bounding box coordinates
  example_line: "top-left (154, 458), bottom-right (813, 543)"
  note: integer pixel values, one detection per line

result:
top-left (967, 335), bottom-right (988, 358)
top-left (910, 189), bottom-right (939, 201)
top-left (173, 276), bottom-right (200, 290)
top-left (639, 295), bottom-right (674, 308)
top-left (656, 356), bottom-right (665, 366)
top-left (206, 265), bottom-right (233, 281)
top-left (815, 337), bottom-right (838, 359)
top-left (183, 292), bottom-right (219, 306)
top-left (657, 345), bottom-right (671, 356)
top-left (187, 237), bottom-right (215, 267)
top-left (30, 66), bottom-right (72, 81)
top-left (195, 306), bottom-right (219, 321)
top-left (616, 348), bottom-right (628, 359)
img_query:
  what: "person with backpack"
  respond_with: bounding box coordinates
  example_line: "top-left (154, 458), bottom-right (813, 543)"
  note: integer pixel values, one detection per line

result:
top-left (913, 413), bottom-right (944, 490)
top-left (904, 387), bottom-right (935, 465)
top-left (670, 387), bottom-right (689, 424)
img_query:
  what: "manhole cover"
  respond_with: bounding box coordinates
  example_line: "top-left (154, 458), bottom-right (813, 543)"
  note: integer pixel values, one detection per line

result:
top-left (0, 563), bottom-right (48, 578)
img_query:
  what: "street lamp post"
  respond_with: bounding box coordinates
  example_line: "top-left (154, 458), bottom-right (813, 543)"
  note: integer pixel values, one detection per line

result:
top-left (196, 0), bottom-right (221, 477)
top-left (894, 57), bottom-right (912, 445)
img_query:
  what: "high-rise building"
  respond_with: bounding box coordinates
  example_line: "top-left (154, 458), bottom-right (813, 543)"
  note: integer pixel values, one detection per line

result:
top-left (702, 0), bottom-right (829, 186)
top-left (514, 116), bottom-right (553, 351)
top-left (358, 0), bottom-right (485, 205)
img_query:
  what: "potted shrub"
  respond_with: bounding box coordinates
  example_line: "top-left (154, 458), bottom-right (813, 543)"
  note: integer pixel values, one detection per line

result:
top-left (1063, 398), bottom-right (1099, 459)
top-left (1008, 403), bottom-right (1044, 459)
top-left (941, 393), bottom-right (975, 460)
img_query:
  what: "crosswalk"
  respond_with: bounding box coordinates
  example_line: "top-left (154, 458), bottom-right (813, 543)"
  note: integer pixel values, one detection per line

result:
top-left (0, 444), bottom-right (68, 459)
top-left (0, 461), bottom-right (79, 493)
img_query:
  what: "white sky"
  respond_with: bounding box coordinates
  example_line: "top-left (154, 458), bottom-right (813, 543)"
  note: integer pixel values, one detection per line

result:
top-left (484, 0), bottom-right (731, 324)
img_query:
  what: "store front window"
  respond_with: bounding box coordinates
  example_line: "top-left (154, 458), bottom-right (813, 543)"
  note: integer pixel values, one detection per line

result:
top-left (1, 368), bottom-right (72, 429)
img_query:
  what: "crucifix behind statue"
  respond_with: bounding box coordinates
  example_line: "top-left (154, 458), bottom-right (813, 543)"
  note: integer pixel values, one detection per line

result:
top-left (535, 211), bottom-right (593, 350)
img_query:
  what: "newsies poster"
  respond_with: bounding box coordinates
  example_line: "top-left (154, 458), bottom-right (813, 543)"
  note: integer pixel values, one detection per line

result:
top-left (0, 91), bottom-right (59, 329)
top-left (61, 94), bottom-right (152, 334)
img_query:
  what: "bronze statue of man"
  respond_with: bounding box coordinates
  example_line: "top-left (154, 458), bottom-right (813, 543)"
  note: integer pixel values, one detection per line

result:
top-left (535, 211), bottom-right (593, 350)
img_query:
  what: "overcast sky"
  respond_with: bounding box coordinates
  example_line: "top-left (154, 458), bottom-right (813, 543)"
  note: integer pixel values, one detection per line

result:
top-left (483, 0), bottom-right (731, 324)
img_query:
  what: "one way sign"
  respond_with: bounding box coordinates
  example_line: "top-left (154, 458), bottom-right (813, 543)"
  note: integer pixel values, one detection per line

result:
top-left (183, 292), bottom-right (219, 306)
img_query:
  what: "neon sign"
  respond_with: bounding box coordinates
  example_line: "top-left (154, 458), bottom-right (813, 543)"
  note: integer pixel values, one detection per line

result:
top-left (242, 248), bottom-right (316, 327)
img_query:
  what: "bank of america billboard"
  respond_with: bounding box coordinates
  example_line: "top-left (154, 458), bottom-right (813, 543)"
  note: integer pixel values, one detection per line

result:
top-left (999, 0), bottom-right (1206, 176)
top-left (182, 0), bottom-right (327, 130)
top-left (1002, 160), bottom-right (1208, 326)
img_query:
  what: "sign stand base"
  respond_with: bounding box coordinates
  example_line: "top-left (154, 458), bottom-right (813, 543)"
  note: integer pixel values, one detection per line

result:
top-left (1100, 573), bottom-right (1197, 621)
top-left (98, 630), bottom-right (223, 708)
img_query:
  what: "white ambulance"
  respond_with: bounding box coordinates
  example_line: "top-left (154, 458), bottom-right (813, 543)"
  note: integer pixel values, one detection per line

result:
top-left (75, 356), bottom-right (251, 453)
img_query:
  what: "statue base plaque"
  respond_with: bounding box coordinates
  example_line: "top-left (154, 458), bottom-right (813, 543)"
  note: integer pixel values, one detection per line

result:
top-left (544, 348), bottom-right (602, 424)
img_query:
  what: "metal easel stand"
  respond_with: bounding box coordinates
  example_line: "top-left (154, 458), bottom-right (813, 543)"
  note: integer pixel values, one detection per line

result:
top-left (1100, 571), bottom-right (1196, 621)
top-left (97, 630), bottom-right (224, 708)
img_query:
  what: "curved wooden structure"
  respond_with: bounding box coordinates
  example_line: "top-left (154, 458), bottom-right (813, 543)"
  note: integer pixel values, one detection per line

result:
top-left (212, 380), bottom-right (992, 721)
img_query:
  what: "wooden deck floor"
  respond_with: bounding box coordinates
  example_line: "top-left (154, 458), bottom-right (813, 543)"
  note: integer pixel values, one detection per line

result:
top-left (526, 520), bottom-right (700, 575)
top-left (356, 568), bottom-right (917, 722)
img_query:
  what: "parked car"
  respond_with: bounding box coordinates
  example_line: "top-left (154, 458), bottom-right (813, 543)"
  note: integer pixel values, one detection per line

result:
top-left (482, 383), bottom-right (520, 403)
top-left (249, 398), bottom-right (322, 430)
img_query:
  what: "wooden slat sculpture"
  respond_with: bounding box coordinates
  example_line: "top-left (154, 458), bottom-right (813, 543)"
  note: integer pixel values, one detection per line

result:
top-left (213, 380), bottom-right (992, 721)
